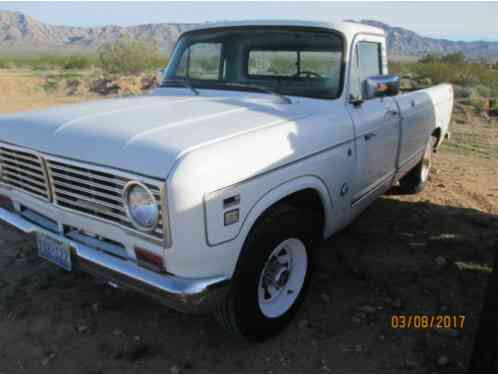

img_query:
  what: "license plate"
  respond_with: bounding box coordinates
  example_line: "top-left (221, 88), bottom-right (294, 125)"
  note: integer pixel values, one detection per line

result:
top-left (37, 233), bottom-right (72, 271)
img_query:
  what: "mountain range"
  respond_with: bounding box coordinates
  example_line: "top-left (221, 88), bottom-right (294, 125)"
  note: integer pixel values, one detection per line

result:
top-left (1, 10), bottom-right (497, 60)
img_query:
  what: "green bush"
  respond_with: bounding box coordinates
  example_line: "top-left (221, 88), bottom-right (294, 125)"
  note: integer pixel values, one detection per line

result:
top-left (398, 59), bottom-right (498, 97)
top-left (419, 53), bottom-right (441, 64)
top-left (62, 55), bottom-right (94, 70)
top-left (0, 54), bottom-right (96, 70)
top-left (97, 39), bottom-right (167, 75)
top-left (441, 52), bottom-right (466, 65)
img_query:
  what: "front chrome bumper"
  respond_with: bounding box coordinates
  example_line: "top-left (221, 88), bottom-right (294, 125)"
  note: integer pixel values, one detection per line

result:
top-left (0, 207), bottom-right (229, 314)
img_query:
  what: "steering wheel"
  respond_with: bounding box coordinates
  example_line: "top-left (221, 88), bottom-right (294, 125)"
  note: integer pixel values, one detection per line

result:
top-left (294, 70), bottom-right (323, 79)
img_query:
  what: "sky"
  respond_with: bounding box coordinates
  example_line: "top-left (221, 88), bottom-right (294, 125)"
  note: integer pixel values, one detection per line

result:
top-left (1, 1), bottom-right (497, 42)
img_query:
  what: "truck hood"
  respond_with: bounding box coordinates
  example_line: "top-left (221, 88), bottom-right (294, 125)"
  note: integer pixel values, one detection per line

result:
top-left (0, 90), bottom-right (311, 179)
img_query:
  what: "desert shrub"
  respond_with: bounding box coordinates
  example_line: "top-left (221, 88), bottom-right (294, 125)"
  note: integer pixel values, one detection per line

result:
top-left (453, 85), bottom-right (476, 99)
top-left (490, 98), bottom-right (498, 110)
top-left (409, 62), bottom-right (459, 84)
top-left (441, 52), bottom-right (466, 65)
top-left (419, 53), bottom-right (441, 64)
top-left (42, 77), bottom-right (60, 92)
top-left (97, 39), bottom-right (167, 75)
top-left (62, 55), bottom-right (95, 70)
top-left (0, 54), bottom-right (96, 70)
top-left (474, 84), bottom-right (494, 98)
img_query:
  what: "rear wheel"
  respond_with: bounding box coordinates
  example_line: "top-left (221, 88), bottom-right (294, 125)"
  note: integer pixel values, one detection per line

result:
top-left (399, 136), bottom-right (436, 194)
top-left (215, 204), bottom-right (315, 341)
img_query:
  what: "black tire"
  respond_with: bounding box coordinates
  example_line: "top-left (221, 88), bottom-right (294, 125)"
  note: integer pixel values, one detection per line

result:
top-left (215, 203), bottom-right (316, 341)
top-left (399, 136), bottom-right (436, 194)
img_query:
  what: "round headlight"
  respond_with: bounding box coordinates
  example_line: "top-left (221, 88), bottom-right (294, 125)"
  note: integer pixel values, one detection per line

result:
top-left (124, 182), bottom-right (159, 232)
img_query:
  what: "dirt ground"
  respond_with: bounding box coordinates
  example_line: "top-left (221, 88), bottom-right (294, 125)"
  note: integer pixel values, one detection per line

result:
top-left (0, 70), bottom-right (497, 373)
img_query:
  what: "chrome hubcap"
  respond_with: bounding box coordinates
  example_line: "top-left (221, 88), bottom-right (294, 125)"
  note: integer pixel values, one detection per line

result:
top-left (261, 248), bottom-right (292, 303)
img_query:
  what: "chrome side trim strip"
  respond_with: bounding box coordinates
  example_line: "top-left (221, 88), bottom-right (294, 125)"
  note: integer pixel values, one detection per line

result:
top-left (351, 171), bottom-right (395, 207)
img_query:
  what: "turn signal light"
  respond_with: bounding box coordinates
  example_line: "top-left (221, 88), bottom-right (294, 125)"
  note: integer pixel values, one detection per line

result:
top-left (135, 247), bottom-right (165, 273)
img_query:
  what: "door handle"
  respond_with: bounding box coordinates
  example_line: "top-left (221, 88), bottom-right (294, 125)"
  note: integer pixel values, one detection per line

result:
top-left (364, 132), bottom-right (377, 141)
top-left (387, 109), bottom-right (399, 116)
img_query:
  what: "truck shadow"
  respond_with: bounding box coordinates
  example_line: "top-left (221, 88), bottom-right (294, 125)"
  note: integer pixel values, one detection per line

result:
top-left (0, 194), bottom-right (496, 372)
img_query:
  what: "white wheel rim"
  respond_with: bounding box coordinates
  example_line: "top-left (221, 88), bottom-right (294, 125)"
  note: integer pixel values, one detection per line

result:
top-left (257, 238), bottom-right (308, 318)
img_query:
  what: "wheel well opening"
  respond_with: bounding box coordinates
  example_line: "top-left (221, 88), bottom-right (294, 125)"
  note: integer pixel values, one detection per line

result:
top-left (279, 188), bottom-right (325, 235)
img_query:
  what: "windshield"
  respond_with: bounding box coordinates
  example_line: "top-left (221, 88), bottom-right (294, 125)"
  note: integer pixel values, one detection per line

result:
top-left (163, 27), bottom-right (344, 99)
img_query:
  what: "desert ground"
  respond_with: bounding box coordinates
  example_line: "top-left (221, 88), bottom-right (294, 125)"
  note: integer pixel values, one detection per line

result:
top-left (0, 70), bottom-right (497, 373)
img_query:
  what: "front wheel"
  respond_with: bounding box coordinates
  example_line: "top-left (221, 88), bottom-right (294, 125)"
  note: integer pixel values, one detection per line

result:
top-left (399, 136), bottom-right (436, 194)
top-left (215, 204), bottom-right (314, 341)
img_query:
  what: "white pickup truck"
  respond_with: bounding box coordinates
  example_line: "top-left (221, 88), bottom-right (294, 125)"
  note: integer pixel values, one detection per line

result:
top-left (0, 20), bottom-right (453, 341)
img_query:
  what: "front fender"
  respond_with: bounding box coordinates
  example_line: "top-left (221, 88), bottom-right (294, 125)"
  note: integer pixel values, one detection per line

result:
top-left (204, 175), bottom-right (334, 247)
top-left (238, 175), bottom-right (333, 241)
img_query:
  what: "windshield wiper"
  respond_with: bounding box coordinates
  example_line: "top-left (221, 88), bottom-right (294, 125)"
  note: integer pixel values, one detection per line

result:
top-left (160, 79), bottom-right (199, 96)
top-left (223, 83), bottom-right (292, 104)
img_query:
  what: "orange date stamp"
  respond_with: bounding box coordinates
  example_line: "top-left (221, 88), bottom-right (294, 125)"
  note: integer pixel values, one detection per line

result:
top-left (391, 315), bottom-right (465, 329)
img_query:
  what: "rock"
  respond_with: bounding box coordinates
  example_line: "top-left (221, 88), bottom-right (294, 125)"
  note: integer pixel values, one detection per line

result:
top-left (320, 293), bottom-right (331, 304)
top-left (91, 303), bottom-right (100, 312)
top-left (77, 325), bottom-right (88, 333)
top-left (112, 329), bottom-right (124, 336)
top-left (356, 305), bottom-right (376, 314)
top-left (437, 356), bottom-right (450, 366)
top-left (415, 77), bottom-right (432, 88)
top-left (90, 79), bottom-right (120, 95)
top-left (66, 79), bottom-right (81, 96)
top-left (170, 365), bottom-right (181, 374)
top-left (354, 344), bottom-right (363, 352)
top-left (41, 352), bottom-right (56, 366)
top-left (141, 75), bottom-right (159, 90)
top-left (352, 316), bottom-right (362, 324)
top-left (481, 112), bottom-right (491, 122)
top-left (435, 256), bottom-right (447, 268)
top-left (400, 79), bottom-right (417, 91)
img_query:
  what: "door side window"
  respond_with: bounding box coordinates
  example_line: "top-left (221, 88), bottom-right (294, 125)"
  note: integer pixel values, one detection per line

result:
top-left (350, 41), bottom-right (382, 100)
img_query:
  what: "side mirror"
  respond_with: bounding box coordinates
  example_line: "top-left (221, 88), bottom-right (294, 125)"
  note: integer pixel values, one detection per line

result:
top-left (364, 75), bottom-right (400, 100)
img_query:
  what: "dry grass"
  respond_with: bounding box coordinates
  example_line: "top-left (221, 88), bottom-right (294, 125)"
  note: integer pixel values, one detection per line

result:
top-left (0, 69), bottom-right (100, 114)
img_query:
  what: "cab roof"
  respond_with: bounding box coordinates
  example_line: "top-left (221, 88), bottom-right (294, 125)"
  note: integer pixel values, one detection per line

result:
top-left (184, 20), bottom-right (385, 40)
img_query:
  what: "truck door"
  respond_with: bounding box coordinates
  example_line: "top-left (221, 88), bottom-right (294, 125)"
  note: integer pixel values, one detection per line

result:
top-left (347, 35), bottom-right (400, 205)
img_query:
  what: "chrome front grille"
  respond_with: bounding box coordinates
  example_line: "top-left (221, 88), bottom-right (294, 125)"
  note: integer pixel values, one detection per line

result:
top-left (0, 145), bottom-right (51, 201)
top-left (46, 159), bottom-right (165, 240)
